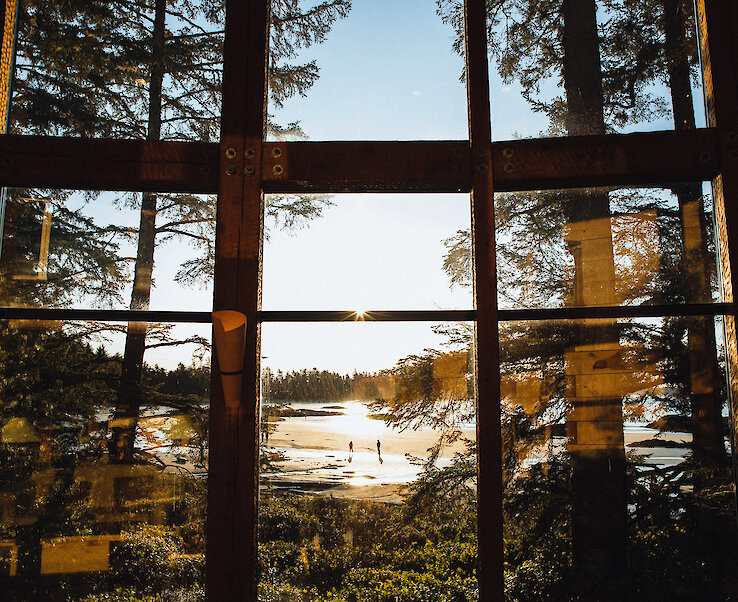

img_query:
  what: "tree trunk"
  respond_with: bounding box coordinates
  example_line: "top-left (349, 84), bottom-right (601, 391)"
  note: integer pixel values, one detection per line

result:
top-left (109, 0), bottom-right (166, 463)
top-left (664, 0), bottom-right (725, 467)
top-left (561, 1), bottom-right (628, 598)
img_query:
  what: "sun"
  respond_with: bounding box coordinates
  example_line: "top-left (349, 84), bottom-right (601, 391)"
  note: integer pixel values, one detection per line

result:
top-left (354, 308), bottom-right (367, 320)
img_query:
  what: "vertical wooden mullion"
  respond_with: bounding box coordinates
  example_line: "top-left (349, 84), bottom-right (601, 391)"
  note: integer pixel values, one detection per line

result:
top-left (208, 0), bottom-right (269, 600)
top-left (463, 0), bottom-right (503, 599)
top-left (696, 0), bottom-right (738, 518)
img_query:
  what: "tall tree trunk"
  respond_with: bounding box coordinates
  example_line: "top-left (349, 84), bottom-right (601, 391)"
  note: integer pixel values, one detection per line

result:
top-left (561, 1), bottom-right (628, 598)
top-left (109, 0), bottom-right (166, 463)
top-left (664, 0), bottom-right (725, 467)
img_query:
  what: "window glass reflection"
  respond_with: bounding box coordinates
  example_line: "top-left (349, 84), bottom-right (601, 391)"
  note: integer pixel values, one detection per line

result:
top-left (0, 188), bottom-right (215, 312)
top-left (450, 0), bottom-right (707, 140)
top-left (267, 0), bottom-right (468, 141)
top-left (486, 184), bottom-right (717, 310)
top-left (0, 320), bottom-right (209, 599)
top-left (500, 316), bottom-right (736, 600)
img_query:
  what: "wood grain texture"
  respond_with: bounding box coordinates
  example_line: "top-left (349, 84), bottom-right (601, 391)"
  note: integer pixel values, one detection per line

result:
top-left (464, 0), bottom-right (503, 599)
top-left (207, 0), bottom-right (269, 600)
top-left (491, 129), bottom-right (719, 191)
top-left (0, 0), bottom-right (18, 132)
top-left (0, 131), bottom-right (718, 194)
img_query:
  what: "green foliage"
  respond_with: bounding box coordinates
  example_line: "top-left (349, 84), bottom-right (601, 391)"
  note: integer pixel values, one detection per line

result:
top-left (13, 0), bottom-right (223, 140)
top-left (257, 492), bottom-right (478, 602)
top-left (110, 524), bottom-right (204, 595)
top-left (438, 0), bottom-right (698, 133)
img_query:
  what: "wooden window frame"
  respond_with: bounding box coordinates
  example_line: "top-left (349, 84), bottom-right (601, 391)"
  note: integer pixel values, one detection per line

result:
top-left (1, 0), bottom-right (738, 600)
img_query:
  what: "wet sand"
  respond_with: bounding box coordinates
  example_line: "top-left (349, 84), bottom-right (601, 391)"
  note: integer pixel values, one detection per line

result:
top-left (261, 401), bottom-right (474, 500)
top-left (261, 402), bottom-right (695, 502)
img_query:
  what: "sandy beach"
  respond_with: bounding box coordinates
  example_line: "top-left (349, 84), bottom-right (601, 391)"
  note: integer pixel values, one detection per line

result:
top-left (260, 400), bottom-right (474, 500)
top-left (259, 401), bottom-right (694, 502)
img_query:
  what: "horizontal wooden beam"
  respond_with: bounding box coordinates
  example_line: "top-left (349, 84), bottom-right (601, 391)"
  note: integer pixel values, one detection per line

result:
top-left (262, 130), bottom-right (720, 193)
top-left (0, 134), bottom-right (218, 193)
top-left (492, 128), bottom-right (720, 191)
top-left (0, 128), bottom-right (722, 194)
top-left (261, 140), bottom-right (471, 193)
top-left (0, 302), bottom-right (733, 323)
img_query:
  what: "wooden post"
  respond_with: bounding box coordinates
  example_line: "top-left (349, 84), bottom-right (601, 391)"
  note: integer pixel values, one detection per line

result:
top-left (0, 0), bottom-right (18, 264)
top-left (207, 0), bottom-right (269, 600)
top-left (464, 0), bottom-right (503, 599)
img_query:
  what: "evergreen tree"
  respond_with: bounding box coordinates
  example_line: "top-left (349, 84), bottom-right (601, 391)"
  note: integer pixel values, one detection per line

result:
top-left (9, 0), bottom-right (351, 461)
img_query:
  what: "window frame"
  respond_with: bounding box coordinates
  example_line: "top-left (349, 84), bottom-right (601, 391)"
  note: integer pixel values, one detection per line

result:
top-left (0, 0), bottom-right (737, 600)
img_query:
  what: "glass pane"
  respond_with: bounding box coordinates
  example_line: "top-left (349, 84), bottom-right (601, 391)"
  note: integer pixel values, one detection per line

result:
top-left (262, 193), bottom-right (473, 310)
top-left (259, 321), bottom-right (477, 599)
top-left (10, 1), bottom-right (223, 141)
top-left (501, 316), bottom-right (736, 600)
top-left (448, 0), bottom-right (708, 140)
top-left (267, 0), bottom-right (468, 141)
top-left (0, 188), bottom-right (214, 312)
top-left (0, 319), bottom-right (209, 600)
top-left (489, 183), bottom-right (717, 310)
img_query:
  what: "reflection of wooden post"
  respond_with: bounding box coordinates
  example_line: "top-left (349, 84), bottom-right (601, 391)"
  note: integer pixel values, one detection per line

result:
top-left (677, 188), bottom-right (726, 466)
top-left (664, 0), bottom-right (725, 466)
top-left (9, 198), bottom-right (52, 280)
top-left (564, 204), bottom-right (627, 599)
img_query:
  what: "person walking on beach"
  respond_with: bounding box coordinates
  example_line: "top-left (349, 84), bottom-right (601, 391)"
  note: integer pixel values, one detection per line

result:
top-left (377, 440), bottom-right (381, 454)
top-left (349, 440), bottom-right (353, 454)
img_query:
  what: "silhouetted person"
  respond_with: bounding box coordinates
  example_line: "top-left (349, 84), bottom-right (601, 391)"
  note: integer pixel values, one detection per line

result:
top-left (377, 439), bottom-right (381, 454)
top-left (349, 440), bottom-right (353, 454)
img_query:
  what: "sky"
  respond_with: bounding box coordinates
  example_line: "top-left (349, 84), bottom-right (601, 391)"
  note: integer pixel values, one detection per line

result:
top-left (9, 0), bottom-right (708, 375)
top-left (260, 0), bottom-right (473, 373)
